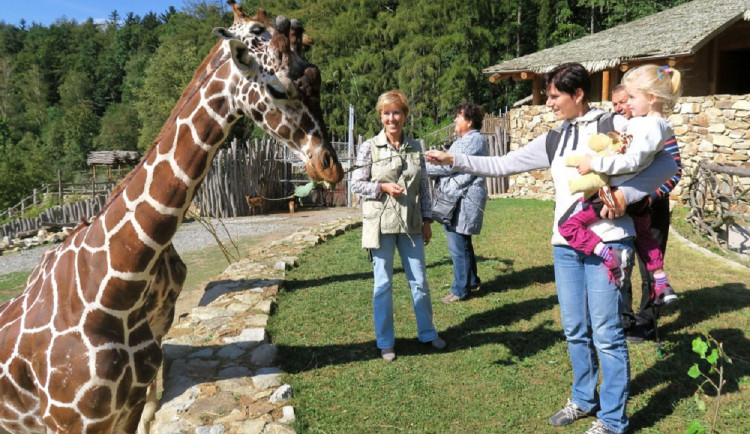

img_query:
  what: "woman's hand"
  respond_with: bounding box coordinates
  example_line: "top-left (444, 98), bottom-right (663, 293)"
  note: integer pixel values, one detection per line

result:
top-left (381, 182), bottom-right (404, 198)
top-left (599, 189), bottom-right (627, 219)
top-left (425, 150), bottom-right (454, 166)
top-left (576, 155), bottom-right (592, 175)
top-left (422, 221), bottom-right (432, 245)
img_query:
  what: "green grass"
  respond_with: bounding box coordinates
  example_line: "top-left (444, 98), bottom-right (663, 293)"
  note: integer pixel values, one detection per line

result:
top-left (0, 271), bottom-right (30, 303)
top-left (270, 198), bottom-right (750, 433)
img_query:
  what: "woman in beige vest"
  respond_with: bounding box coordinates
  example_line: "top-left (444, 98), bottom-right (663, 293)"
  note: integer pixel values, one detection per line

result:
top-left (350, 90), bottom-right (446, 362)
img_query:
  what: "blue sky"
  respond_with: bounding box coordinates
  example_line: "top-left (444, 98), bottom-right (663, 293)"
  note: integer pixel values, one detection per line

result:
top-left (1, 0), bottom-right (186, 26)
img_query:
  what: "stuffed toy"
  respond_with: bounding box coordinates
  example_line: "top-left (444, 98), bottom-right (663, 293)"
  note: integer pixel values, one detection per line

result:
top-left (566, 131), bottom-right (629, 198)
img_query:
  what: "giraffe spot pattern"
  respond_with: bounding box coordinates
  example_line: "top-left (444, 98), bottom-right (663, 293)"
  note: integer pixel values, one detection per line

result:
top-left (100, 276), bottom-right (148, 312)
top-left (83, 310), bottom-right (126, 347)
top-left (171, 125), bottom-right (210, 182)
top-left (148, 161), bottom-right (188, 209)
top-left (192, 106), bottom-right (225, 145)
top-left (79, 385), bottom-right (113, 418)
top-left (109, 222), bottom-right (156, 274)
top-left (135, 201), bottom-right (179, 246)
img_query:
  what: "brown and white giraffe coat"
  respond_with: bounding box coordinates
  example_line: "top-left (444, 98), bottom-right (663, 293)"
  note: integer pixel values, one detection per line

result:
top-left (0, 1), bottom-right (342, 432)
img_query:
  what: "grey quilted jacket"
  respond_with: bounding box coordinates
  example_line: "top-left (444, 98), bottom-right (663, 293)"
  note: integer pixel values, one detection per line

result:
top-left (426, 130), bottom-right (488, 235)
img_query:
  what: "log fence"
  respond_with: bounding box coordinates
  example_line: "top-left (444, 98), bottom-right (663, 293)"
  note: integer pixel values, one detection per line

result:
top-left (686, 160), bottom-right (750, 253)
top-left (421, 113), bottom-right (510, 195)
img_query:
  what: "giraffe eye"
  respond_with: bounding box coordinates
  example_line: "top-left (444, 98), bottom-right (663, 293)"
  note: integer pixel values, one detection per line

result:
top-left (250, 24), bottom-right (265, 35)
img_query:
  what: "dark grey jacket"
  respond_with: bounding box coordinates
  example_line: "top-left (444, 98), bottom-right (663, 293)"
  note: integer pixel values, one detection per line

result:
top-left (426, 130), bottom-right (488, 235)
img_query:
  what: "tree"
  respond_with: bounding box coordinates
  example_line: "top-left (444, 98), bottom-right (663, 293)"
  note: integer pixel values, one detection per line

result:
top-left (133, 5), bottom-right (226, 151)
top-left (0, 118), bottom-right (50, 209)
top-left (95, 103), bottom-right (140, 151)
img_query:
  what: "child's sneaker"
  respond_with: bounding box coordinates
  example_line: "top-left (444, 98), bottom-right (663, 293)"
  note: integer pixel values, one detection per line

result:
top-left (602, 247), bottom-right (632, 288)
top-left (653, 282), bottom-right (679, 313)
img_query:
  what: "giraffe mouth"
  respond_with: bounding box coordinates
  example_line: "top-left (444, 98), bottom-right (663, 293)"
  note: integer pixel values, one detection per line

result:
top-left (306, 146), bottom-right (343, 184)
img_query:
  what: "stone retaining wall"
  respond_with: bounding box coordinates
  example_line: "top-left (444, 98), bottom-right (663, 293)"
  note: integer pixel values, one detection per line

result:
top-left (150, 217), bottom-right (362, 434)
top-left (503, 94), bottom-right (750, 201)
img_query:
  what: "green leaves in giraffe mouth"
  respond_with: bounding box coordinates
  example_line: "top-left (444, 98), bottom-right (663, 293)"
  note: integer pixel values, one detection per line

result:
top-left (294, 180), bottom-right (335, 198)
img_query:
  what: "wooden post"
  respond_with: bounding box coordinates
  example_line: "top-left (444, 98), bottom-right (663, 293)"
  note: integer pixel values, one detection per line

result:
top-left (58, 169), bottom-right (63, 204)
top-left (602, 70), bottom-right (611, 101)
top-left (532, 76), bottom-right (541, 105)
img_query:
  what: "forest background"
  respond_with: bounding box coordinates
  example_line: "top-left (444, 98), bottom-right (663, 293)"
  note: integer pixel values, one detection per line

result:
top-left (0, 0), bottom-right (692, 210)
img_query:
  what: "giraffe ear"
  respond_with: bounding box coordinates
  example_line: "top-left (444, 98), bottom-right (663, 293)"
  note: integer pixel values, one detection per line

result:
top-left (228, 39), bottom-right (259, 76)
top-left (213, 27), bottom-right (232, 39)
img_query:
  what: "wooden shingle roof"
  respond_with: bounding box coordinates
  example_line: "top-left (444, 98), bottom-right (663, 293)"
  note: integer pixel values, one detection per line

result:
top-left (483, 0), bottom-right (750, 79)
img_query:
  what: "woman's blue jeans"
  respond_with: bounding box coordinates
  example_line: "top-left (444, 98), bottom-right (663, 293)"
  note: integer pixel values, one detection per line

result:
top-left (444, 227), bottom-right (480, 299)
top-left (553, 240), bottom-right (633, 434)
top-left (371, 233), bottom-right (438, 349)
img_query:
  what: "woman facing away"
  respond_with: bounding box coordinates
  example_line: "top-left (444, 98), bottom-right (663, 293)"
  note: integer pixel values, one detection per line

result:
top-left (426, 101), bottom-right (489, 303)
top-left (426, 63), bottom-right (676, 434)
top-left (350, 89), bottom-right (447, 363)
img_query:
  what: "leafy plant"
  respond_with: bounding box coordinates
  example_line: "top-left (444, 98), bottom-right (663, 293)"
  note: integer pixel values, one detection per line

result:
top-left (686, 334), bottom-right (732, 433)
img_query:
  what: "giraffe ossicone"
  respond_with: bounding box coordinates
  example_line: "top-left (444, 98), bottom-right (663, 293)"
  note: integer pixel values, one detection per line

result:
top-left (0, 1), bottom-right (342, 432)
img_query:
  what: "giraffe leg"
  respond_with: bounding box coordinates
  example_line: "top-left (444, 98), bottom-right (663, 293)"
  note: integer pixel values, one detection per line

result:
top-left (138, 244), bottom-right (187, 434)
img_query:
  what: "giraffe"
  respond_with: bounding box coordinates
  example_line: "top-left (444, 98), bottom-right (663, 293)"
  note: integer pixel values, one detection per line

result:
top-left (0, 1), bottom-right (343, 432)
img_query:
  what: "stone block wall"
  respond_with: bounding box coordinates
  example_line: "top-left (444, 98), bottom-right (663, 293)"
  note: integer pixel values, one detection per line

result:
top-left (502, 95), bottom-right (750, 202)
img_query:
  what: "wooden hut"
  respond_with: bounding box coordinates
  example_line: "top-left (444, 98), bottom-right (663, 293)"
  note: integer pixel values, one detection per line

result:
top-left (483, 0), bottom-right (750, 103)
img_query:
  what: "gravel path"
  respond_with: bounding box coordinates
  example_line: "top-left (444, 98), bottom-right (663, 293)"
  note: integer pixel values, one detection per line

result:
top-left (0, 207), bottom-right (359, 275)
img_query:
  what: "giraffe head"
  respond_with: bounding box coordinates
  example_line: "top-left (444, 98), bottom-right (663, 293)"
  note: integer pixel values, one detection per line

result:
top-left (214, 1), bottom-right (343, 183)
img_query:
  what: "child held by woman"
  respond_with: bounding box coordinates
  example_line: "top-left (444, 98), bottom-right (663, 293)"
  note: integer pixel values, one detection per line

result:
top-left (559, 64), bottom-right (682, 310)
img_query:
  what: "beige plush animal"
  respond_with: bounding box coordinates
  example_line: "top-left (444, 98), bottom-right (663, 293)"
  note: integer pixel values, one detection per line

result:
top-left (566, 131), bottom-right (629, 198)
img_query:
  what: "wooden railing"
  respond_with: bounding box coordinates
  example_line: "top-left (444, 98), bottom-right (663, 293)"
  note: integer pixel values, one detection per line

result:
top-left (686, 160), bottom-right (750, 252)
top-left (0, 181), bottom-right (117, 222)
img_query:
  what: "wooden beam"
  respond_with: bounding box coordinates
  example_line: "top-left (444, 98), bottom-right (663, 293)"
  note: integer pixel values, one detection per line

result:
top-left (488, 73), bottom-right (512, 83)
top-left (602, 70), bottom-right (611, 101)
top-left (532, 76), bottom-right (541, 105)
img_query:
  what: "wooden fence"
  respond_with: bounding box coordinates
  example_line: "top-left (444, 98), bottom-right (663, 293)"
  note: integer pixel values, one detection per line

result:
top-left (0, 195), bottom-right (108, 240)
top-left (686, 160), bottom-right (750, 253)
top-left (421, 113), bottom-right (510, 195)
top-left (1, 180), bottom-right (117, 222)
top-left (194, 138), bottom-right (292, 217)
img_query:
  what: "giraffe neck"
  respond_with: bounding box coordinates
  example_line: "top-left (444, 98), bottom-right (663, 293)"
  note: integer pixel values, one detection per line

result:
top-left (86, 44), bottom-right (238, 288)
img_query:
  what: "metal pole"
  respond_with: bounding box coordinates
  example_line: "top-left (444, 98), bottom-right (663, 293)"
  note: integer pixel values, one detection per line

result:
top-left (347, 104), bottom-right (354, 208)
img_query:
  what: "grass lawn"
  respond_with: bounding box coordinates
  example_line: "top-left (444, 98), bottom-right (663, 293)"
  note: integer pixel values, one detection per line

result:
top-left (270, 198), bottom-right (750, 433)
top-left (0, 271), bottom-right (28, 304)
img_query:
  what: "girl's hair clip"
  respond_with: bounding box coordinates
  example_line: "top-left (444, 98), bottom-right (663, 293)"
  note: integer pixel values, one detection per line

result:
top-left (658, 65), bottom-right (670, 79)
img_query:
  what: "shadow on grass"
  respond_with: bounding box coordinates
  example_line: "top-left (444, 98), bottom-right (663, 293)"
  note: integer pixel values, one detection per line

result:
top-left (472, 263), bottom-right (555, 297)
top-left (281, 257), bottom-right (455, 293)
top-left (274, 293), bottom-right (561, 374)
top-left (628, 283), bottom-right (750, 431)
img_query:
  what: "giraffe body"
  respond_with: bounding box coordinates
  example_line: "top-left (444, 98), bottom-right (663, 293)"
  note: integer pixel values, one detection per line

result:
top-left (0, 2), bottom-right (342, 432)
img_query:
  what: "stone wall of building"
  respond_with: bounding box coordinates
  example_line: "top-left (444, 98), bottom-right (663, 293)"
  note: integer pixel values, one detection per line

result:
top-left (503, 95), bottom-right (750, 202)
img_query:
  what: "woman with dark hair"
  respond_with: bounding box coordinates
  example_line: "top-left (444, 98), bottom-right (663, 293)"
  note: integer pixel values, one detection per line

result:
top-left (426, 63), bottom-right (677, 434)
top-left (426, 102), bottom-right (488, 303)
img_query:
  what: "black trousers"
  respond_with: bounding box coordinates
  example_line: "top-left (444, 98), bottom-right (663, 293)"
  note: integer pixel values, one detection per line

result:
top-left (621, 198), bottom-right (671, 328)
